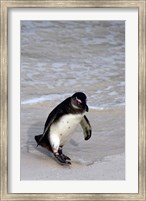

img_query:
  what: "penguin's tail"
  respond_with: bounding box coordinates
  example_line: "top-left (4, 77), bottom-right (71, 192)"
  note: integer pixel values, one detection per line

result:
top-left (34, 134), bottom-right (43, 147)
top-left (34, 134), bottom-right (52, 152)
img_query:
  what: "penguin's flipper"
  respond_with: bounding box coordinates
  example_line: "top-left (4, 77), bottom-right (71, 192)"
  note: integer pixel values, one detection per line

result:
top-left (80, 115), bottom-right (92, 140)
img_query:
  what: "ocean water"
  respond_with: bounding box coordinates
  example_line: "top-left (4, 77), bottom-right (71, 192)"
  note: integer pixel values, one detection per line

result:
top-left (21, 21), bottom-right (125, 110)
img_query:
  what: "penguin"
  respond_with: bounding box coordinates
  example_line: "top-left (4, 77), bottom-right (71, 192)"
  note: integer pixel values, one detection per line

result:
top-left (34, 92), bottom-right (92, 165)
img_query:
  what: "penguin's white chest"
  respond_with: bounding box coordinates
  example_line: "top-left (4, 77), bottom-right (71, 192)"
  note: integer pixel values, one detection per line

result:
top-left (50, 113), bottom-right (84, 146)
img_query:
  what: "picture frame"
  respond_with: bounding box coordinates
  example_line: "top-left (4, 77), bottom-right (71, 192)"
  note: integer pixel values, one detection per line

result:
top-left (0, 0), bottom-right (145, 201)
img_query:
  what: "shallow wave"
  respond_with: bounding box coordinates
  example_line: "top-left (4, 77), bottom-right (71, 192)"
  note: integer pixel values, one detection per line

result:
top-left (21, 94), bottom-right (124, 111)
top-left (21, 93), bottom-right (71, 105)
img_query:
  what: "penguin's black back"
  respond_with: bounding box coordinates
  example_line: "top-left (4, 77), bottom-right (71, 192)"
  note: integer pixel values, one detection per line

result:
top-left (44, 97), bottom-right (71, 132)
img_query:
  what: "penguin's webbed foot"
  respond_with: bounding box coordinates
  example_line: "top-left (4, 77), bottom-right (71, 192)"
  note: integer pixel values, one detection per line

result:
top-left (61, 154), bottom-right (71, 161)
top-left (54, 153), bottom-right (71, 165)
top-left (58, 146), bottom-right (71, 160)
top-left (58, 147), bottom-right (71, 161)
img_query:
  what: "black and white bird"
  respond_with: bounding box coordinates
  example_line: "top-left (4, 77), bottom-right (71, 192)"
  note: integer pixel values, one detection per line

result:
top-left (35, 92), bottom-right (92, 165)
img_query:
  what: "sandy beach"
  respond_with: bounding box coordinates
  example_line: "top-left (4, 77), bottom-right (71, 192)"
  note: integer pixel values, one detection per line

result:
top-left (21, 104), bottom-right (125, 180)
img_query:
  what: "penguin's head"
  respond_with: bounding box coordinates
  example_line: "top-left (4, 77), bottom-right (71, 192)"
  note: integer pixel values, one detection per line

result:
top-left (71, 92), bottom-right (89, 112)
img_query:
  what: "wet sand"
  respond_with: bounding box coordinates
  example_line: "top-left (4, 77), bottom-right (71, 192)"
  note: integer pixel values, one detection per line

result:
top-left (21, 104), bottom-right (125, 180)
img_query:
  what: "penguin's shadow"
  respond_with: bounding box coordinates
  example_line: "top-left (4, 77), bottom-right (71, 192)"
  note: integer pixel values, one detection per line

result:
top-left (27, 121), bottom-right (52, 159)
